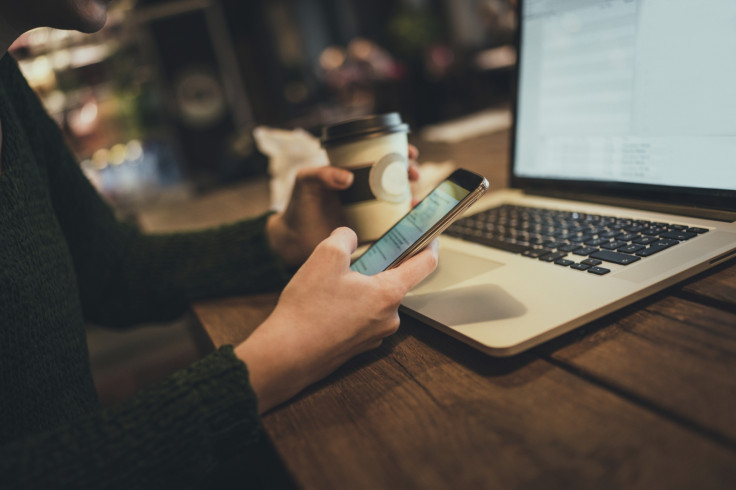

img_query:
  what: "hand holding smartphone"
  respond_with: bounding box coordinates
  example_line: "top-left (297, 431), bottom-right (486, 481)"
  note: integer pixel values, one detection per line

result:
top-left (351, 168), bottom-right (489, 276)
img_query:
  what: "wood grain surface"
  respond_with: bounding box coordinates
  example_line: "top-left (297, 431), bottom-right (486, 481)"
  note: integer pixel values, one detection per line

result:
top-left (191, 129), bottom-right (736, 489)
top-left (263, 316), bottom-right (736, 490)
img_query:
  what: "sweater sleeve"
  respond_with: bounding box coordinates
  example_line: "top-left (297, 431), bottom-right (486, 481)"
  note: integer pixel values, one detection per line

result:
top-left (0, 346), bottom-right (269, 489)
top-left (6, 56), bottom-right (291, 327)
top-left (76, 211), bottom-right (292, 327)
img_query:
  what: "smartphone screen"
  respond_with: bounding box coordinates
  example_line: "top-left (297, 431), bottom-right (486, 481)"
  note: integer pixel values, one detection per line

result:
top-left (350, 177), bottom-right (479, 276)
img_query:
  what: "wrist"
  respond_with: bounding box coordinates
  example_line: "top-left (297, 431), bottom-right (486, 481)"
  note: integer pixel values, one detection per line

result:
top-left (266, 213), bottom-right (301, 268)
top-left (234, 318), bottom-right (307, 413)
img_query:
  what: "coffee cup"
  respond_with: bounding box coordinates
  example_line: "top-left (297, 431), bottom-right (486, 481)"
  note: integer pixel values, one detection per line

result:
top-left (321, 113), bottom-right (411, 243)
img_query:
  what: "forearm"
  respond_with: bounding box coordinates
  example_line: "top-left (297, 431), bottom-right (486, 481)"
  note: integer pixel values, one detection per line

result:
top-left (82, 214), bottom-right (292, 327)
top-left (0, 347), bottom-right (262, 489)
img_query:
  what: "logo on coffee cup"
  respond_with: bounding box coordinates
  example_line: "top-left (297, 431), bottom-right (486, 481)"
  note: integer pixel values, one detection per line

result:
top-left (369, 153), bottom-right (410, 203)
top-left (321, 113), bottom-right (412, 242)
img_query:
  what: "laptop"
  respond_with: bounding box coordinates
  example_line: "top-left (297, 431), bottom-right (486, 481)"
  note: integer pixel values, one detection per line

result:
top-left (400, 0), bottom-right (736, 356)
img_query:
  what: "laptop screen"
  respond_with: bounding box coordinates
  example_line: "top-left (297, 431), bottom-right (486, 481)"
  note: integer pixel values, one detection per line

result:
top-left (513, 0), bottom-right (736, 209)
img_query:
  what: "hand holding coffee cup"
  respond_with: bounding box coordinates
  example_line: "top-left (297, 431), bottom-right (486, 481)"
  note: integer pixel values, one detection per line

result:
top-left (321, 113), bottom-right (412, 243)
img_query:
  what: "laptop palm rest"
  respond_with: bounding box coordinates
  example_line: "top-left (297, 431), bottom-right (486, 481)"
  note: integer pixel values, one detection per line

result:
top-left (408, 249), bottom-right (526, 325)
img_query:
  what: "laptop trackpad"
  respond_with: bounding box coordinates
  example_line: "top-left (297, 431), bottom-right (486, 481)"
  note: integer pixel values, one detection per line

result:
top-left (406, 284), bottom-right (526, 325)
top-left (412, 248), bottom-right (505, 293)
top-left (406, 250), bottom-right (525, 325)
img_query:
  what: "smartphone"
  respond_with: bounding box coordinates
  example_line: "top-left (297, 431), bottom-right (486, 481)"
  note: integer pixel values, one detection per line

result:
top-left (350, 168), bottom-right (489, 276)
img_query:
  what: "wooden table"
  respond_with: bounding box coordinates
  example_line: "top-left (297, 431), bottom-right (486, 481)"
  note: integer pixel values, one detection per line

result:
top-left (193, 131), bottom-right (736, 489)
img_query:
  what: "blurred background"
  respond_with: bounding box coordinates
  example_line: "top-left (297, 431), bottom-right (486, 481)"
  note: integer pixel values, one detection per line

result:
top-left (11, 0), bottom-right (516, 212)
top-left (9, 0), bottom-right (516, 404)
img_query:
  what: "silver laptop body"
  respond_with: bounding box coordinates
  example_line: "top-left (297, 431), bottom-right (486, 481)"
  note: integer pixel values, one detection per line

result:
top-left (402, 0), bottom-right (736, 356)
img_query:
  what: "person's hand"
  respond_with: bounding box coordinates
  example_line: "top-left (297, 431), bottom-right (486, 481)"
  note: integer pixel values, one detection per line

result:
top-left (267, 145), bottom-right (422, 267)
top-left (235, 227), bottom-right (438, 413)
top-left (266, 165), bottom-right (352, 268)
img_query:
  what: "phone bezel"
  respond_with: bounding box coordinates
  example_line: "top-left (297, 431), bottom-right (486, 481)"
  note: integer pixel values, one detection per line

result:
top-left (352, 168), bottom-right (489, 274)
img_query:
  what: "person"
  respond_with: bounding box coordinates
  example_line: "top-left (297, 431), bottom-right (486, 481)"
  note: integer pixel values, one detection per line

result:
top-left (0, 0), bottom-right (438, 487)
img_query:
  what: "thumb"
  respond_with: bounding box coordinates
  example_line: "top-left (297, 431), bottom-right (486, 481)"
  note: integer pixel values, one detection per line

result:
top-left (312, 227), bottom-right (358, 271)
top-left (328, 226), bottom-right (359, 253)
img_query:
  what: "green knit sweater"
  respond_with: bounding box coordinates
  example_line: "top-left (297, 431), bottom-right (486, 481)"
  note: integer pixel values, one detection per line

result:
top-left (0, 54), bottom-right (292, 487)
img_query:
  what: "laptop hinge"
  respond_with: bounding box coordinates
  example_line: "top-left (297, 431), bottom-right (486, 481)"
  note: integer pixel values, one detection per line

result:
top-left (526, 191), bottom-right (736, 223)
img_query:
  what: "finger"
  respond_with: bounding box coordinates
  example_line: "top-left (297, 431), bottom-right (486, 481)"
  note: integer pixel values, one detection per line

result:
top-left (297, 165), bottom-right (354, 189)
top-left (408, 144), bottom-right (419, 160)
top-left (327, 226), bottom-right (359, 256)
top-left (380, 239), bottom-right (439, 293)
top-left (408, 162), bottom-right (420, 182)
top-left (310, 227), bottom-right (358, 273)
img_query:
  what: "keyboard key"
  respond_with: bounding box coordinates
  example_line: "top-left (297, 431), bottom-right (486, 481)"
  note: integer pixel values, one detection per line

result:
top-left (618, 243), bottom-right (645, 254)
top-left (570, 263), bottom-right (591, 271)
top-left (686, 227), bottom-right (709, 234)
top-left (588, 266), bottom-right (611, 275)
top-left (554, 258), bottom-right (574, 266)
top-left (539, 251), bottom-right (568, 262)
top-left (660, 230), bottom-right (697, 241)
top-left (558, 243), bottom-right (582, 252)
top-left (585, 237), bottom-right (612, 246)
top-left (543, 241), bottom-right (567, 249)
top-left (573, 246), bottom-right (598, 256)
top-left (653, 239), bottom-right (679, 247)
top-left (600, 240), bottom-right (627, 250)
top-left (589, 250), bottom-right (642, 265)
top-left (633, 236), bottom-right (658, 245)
top-left (616, 233), bottom-right (639, 241)
top-left (581, 258), bottom-right (603, 266)
top-left (636, 244), bottom-right (674, 257)
top-left (523, 248), bottom-right (552, 258)
top-left (642, 226), bottom-right (668, 235)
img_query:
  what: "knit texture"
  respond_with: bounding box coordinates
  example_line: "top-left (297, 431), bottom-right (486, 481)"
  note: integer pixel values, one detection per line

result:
top-left (0, 53), bottom-right (291, 487)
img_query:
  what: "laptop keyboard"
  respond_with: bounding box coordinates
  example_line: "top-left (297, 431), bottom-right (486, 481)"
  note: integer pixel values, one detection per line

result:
top-left (444, 205), bottom-right (709, 275)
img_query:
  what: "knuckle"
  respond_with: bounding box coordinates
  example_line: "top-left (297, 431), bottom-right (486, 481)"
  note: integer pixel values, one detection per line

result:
top-left (368, 338), bottom-right (384, 350)
top-left (384, 313), bottom-right (400, 335)
top-left (370, 302), bottom-right (401, 338)
top-left (387, 281), bottom-right (407, 306)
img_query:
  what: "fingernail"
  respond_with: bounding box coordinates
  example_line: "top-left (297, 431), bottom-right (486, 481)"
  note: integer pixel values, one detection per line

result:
top-left (336, 171), bottom-right (353, 186)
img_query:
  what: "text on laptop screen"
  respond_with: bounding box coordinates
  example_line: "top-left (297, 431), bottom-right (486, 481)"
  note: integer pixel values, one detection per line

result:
top-left (515, 0), bottom-right (736, 191)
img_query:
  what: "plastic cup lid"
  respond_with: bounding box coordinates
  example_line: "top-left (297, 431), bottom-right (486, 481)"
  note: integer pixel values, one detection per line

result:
top-left (321, 113), bottom-right (409, 148)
